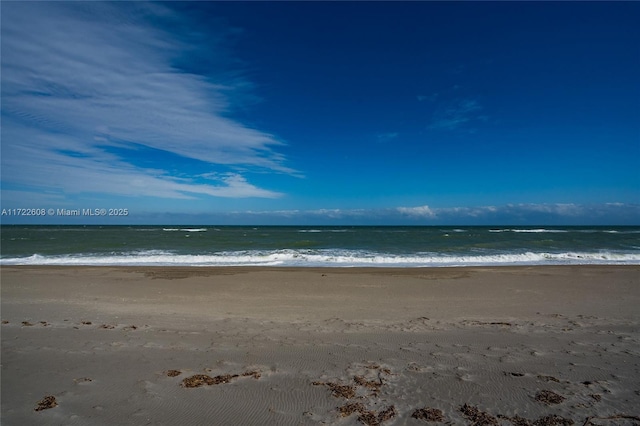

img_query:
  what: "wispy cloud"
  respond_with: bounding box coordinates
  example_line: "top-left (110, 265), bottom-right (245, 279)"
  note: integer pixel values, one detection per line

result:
top-left (428, 97), bottom-right (485, 131)
top-left (417, 93), bottom-right (438, 103)
top-left (1, 2), bottom-right (292, 202)
top-left (376, 132), bottom-right (399, 143)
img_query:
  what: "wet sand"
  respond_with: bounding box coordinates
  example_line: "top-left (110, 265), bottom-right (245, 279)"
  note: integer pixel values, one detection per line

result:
top-left (1, 265), bottom-right (639, 425)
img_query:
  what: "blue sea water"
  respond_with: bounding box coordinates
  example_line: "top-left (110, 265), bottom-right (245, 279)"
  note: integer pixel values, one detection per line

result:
top-left (1, 225), bottom-right (639, 267)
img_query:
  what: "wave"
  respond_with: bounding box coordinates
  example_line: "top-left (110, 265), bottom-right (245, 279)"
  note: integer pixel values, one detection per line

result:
top-left (2, 249), bottom-right (639, 267)
top-left (488, 228), bottom-right (640, 234)
top-left (162, 228), bottom-right (207, 232)
top-left (297, 229), bottom-right (351, 233)
top-left (489, 228), bottom-right (569, 233)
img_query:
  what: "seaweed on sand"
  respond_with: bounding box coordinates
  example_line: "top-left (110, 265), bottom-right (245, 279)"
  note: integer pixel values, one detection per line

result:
top-left (459, 403), bottom-right (499, 426)
top-left (354, 375), bottom-right (382, 395)
top-left (181, 374), bottom-right (237, 388)
top-left (357, 405), bottom-right (396, 426)
top-left (242, 370), bottom-right (261, 379)
top-left (338, 402), bottom-right (366, 417)
top-left (533, 414), bottom-right (573, 425)
top-left (35, 395), bottom-right (58, 411)
top-left (312, 381), bottom-right (357, 399)
top-left (412, 407), bottom-right (445, 422)
top-left (534, 390), bottom-right (565, 405)
top-left (181, 370), bottom-right (260, 388)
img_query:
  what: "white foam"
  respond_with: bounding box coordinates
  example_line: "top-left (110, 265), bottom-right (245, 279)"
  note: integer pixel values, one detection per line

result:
top-left (489, 228), bottom-right (569, 233)
top-left (163, 228), bottom-right (207, 232)
top-left (489, 228), bottom-right (640, 234)
top-left (297, 229), bottom-right (351, 233)
top-left (2, 249), bottom-right (639, 267)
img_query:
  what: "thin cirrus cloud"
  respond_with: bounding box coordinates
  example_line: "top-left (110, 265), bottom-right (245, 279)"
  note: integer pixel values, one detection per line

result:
top-left (428, 98), bottom-right (486, 131)
top-left (1, 2), bottom-right (291, 202)
top-left (376, 132), bottom-right (399, 143)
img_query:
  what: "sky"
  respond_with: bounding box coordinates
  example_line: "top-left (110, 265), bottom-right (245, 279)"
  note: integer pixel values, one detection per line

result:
top-left (1, 1), bottom-right (639, 225)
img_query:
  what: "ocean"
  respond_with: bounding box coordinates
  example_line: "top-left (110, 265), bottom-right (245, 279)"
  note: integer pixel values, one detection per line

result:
top-left (1, 225), bottom-right (639, 267)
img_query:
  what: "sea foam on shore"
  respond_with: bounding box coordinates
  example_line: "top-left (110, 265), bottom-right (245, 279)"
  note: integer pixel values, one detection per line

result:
top-left (3, 248), bottom-right (639, 267)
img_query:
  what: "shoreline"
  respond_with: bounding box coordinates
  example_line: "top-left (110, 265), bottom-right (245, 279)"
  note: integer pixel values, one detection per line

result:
top-left (3, 262), bottom-right (640, 271)
top-left (2, 265), bottom-right (639, 425)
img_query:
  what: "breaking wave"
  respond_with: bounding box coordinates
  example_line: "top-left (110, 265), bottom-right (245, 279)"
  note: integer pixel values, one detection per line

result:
top-left (2, 249), bottom-right (639, 267)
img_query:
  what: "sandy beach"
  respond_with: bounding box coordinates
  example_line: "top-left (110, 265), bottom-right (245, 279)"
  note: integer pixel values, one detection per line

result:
top-left (1, 265), bottom-right (639, 425)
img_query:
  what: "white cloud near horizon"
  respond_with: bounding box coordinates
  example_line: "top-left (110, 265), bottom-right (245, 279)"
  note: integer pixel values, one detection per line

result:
top-left (1, 2), bottom-right (292, 202)
top-left (228, 203), bottom-right (640, 225)
top-left (396, 205), bottom-right (436, 218)
top-left (2, 200), bottom-right (637, 225)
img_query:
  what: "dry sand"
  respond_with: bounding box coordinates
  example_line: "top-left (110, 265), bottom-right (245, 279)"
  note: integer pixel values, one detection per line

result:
top-left (1, 265), bottom-right (639, 425)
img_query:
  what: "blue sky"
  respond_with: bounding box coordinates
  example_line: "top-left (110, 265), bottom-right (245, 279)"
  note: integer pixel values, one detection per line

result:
top-left (1, 1), bottom-right (639, 225)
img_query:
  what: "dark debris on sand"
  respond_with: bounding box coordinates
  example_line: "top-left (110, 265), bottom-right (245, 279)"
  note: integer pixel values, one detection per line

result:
top-left (460, 404), bottom-right (499, 426)
top-left (358, 411), bottom-right (380, 426)
top-left (535, 390), bottom-right (565, 405)
top-left (182, 374), bottom-right (216, 388)
top-left (589, 393), bottom-right (602, 402)
top-left (336, 402), bottom-right (396, 426)
top-left (338, 402), bottom-right (366, 417)
top-left (314, 371), bottom-right (389, 400)
top-left (354, 375), bottom-right (382, 395)
top-left (364, 363), bottom-right (392, 375)
top-left (315, 371), bottom-right (396, 425)
top-left (166, 370), bottom-right (181, 377)
top-left (377, 405), bottom-right (397, 422)
top-left (312, 381), bottom-right (356, 399)
top-left (412, 407), bottom-right (445, 422)
top-left (181, 374), bottom-right (236, 388)
top-left (242, 370), bottom-right (262, 379)
top-left (532, 415), bottom-right (573, 425)
top-left (537, 375), bottom-right (561, 383)
top-left (499, 414), bottom-right (574, 426)
top-left (357, 405), bottom-right (396, 426)
top-left (34, 395), bottom-right (58, 411)
top-left (181, 370), bottom-right (260, 388)
top-left (499, 415), bottom-right (533, 426)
